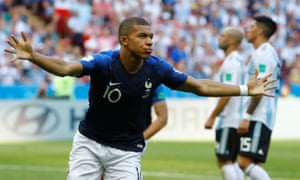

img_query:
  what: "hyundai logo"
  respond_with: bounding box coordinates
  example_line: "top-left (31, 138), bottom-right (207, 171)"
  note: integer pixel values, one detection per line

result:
top-left (3, 103), bottom-right (60, 136)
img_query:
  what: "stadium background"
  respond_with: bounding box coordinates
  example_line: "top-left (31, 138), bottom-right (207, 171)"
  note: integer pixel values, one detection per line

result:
top-left (1, 0), bottom-right (300, 138)
top-left (1, 0), bottom-right (300, 98)
top-left (1, 1), bottom-right (300, 179)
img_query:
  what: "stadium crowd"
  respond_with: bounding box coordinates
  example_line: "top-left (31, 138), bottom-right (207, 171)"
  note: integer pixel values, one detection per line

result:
top-left (0, 0), bottom-right (300, 97)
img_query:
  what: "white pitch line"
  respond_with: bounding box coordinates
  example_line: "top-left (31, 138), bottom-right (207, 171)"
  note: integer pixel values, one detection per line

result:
top-left (0, 164), bottom-right (298, 180)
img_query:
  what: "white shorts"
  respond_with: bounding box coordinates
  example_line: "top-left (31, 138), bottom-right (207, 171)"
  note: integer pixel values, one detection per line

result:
top-left (67, 131), bottom-right (143, 180)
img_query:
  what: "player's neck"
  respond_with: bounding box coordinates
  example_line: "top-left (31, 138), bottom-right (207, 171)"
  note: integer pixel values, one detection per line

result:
top-left (252, 37), bottom-right (268, 49)
top-left (224, 46), bottom-right (237, 57)
top-left (120, 52), bottom-right (144, 74)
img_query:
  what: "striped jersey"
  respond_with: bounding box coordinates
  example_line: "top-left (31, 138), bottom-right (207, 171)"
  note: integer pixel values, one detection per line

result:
top-left (247, 42), bottom-right (282, 130)
top-left (216, 51), bottom-right (247, 129)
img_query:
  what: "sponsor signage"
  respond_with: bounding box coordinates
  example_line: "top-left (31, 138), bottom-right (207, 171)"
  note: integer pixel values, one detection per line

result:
top-left (0, 98), bottom-right (299, 142)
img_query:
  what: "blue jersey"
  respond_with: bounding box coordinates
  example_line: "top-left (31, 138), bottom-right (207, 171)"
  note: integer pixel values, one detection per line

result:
top-left (78, 50), bottom-right (187, 152)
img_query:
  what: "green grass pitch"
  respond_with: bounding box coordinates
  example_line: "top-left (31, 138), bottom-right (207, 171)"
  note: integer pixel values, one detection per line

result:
top-left (0, 140), bottom-right (299, 180)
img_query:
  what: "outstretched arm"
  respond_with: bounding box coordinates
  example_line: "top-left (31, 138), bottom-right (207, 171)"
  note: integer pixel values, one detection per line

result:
top-left (176, 69), bottom-right (276, 97)
top-left (5, 32), bottom-right (83, 77)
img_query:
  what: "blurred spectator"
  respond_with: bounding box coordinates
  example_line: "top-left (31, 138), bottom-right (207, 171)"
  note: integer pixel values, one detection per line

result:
top-left (35, 74), bottom-right (52, 98)
top-left (53, 0), bottom-right (72, 38)
top-left (97, 26), bottom-right (118, 51)
top-left (30, 0), bottom-right (54, 25)
top-left (161, 0), bottom-right (176, 20)
top-left (113, 0), bottom-right (139, 21)
top-left (68, 0), bottom-right (92, 53)
top-left (143, 0), bottom-right (162, 23)
top-left (92, 0), bottom-right (113, 18)
top-left (289, 53), bottom-right (300, 84)
top-left (167, 37), bottom-right (188, 72)
top-left (10, 5), bottom-right (31, 35)
top-left (67, 9), bottom-right (87, 54)
top-left (200, 42), bottom-right (223, 80)
top-left (51, 75), bottom-right (76, 99)
top-left (281, 37), bottom-right (298, 68)
top-left (173, 0), bottom-right (191, 25)
top-left (220, 7), bottom-right (240, 27)
top-left (152, 28), bottom-right (172, 58)
top-left (0, 54), bottom-right (21, 85)
top-left (2, 0), bottom-right (300, 99)
top-left (186, 42), bottom-right (206, 79)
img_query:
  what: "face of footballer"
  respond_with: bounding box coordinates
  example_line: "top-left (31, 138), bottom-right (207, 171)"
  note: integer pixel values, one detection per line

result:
top-left (245, 20), bottom-right (260, 43)
top-left (218, 29), bottom-right (230, 51)
top-left (121, 25), bottom-right (153, 60)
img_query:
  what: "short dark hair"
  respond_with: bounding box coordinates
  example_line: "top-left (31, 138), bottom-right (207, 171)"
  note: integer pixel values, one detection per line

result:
top-left (254, 16), bottom-right (277, 39)
top-left (118, 17), bottom-right (150, 39)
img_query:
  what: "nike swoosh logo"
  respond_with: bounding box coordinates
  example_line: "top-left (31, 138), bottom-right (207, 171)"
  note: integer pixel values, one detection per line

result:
top-left (109, 81), bottom-right (122, 86)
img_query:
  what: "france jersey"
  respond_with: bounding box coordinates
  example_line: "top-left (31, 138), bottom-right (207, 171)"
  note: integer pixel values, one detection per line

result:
top-left (78, 49), bottom-right (187, 152)
top-left (216, 51), bottom-right (247, 129)
top-left (247, 43), bottom-right (282, 130)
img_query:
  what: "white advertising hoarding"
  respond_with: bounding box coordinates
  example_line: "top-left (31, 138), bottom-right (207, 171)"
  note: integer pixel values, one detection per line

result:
top-left (0, 98), bottom-right (299, 142)
top-left (0, 100), bottom-right (87, 141)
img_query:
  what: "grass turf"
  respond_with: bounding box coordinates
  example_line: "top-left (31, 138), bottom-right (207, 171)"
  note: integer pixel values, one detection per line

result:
top-left (0, 140), bottom-right (299, 180)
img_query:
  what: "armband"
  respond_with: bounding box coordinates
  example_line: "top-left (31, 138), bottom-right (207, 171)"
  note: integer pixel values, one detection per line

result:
top-left (239, 85), bottom-right (248, 96)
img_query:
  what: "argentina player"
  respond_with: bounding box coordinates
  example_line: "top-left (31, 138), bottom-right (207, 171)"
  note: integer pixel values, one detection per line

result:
top-left (237, 15), bottom-right (281, 180)
top-left (205, 26), bottom-right (246, 180)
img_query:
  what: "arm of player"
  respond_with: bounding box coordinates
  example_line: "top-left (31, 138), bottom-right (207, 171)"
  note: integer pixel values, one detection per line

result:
top-left (205, 96), bottom-right (230, 129)
top-left (5, 32), bottom-right (83, 77)
top-left (237, 95), bottom-right (262, 134)
top-left (143, 101), bottom-right (168, 140)
top-left (177, 69), bottom-right (276, 97)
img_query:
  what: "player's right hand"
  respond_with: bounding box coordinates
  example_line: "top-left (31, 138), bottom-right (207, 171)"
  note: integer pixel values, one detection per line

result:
top-left (5, 32), bottom-right (33, 62)
top-left (247, 69), bottom-right (277, 97)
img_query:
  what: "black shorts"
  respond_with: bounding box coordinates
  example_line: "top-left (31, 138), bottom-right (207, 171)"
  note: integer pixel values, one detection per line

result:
top-left (215, 127), bottom-right (240, 161)
top-left (239, 121), bottom-right (271, 163)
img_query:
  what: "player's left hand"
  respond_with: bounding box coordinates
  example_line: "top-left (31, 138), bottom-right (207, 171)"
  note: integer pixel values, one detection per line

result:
top-left (247, 69), bottom-right (277, 97)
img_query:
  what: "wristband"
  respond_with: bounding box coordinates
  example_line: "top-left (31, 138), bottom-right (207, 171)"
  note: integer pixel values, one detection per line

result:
top-left (243, 112), bottom-right (251, 120)
top-left (239, 85), bottom-right (248, 96)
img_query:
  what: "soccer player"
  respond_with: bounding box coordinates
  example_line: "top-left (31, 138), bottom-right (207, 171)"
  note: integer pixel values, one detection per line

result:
top-left (5, 17), bottom-right (276, 180)
top-left (237, 16), bottom-right (281, 180)
top-left (204, 26), bottom-right (246, 180)
top-left (101, 85), bottom-right (167, 180)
